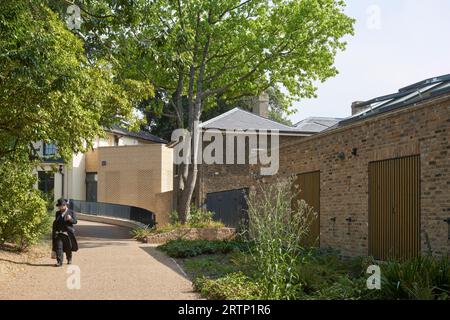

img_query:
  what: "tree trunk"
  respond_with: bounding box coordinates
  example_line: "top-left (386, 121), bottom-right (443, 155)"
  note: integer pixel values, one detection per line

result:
top-left (177, 100), bottom-right (202, 223)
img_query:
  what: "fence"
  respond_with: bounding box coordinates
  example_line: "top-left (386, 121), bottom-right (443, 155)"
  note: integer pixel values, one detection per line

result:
top-left (69, 199), bottom-right (156, 227)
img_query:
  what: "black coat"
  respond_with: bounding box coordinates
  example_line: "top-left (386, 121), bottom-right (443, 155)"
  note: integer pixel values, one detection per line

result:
top-left (52, 209), bottom-right (78, 252)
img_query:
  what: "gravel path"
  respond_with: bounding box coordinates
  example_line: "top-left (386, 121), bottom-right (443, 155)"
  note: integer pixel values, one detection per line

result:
top-left (0, 220), bottom-right (198, 300)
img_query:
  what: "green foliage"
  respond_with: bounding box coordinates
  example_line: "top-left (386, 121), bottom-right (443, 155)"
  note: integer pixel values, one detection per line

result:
top-left (294, 250), bottom-right (373, 300)
top-left (169, 210), bottom-right (180, 225)
top-left (81, 0), bottom-right (354, 111)
top-left (182, 254), bottom-right (241, 279)
top-left (375, 255), bottom-right (450, 300)
top-left (245, 178), bottom-right (317, 299)
top-left (0, 0), bottom-right (150, 161)
top-left (40, 190), bottom-right (55, 212)
top-left (130, 225), bottom-right (154, 241)
top-left (0, 159), bottom-right (51, 249)
top-left (193, 272), bottom-right (262, 300)
top-left (72, 0), bottom-right (355, 218)
top-left (186, 206), bottom-right (221, 228)
top-left (131, 207), bottom-right (224, 240)
top-left (185, 247), bottom-right (373, 300)
top-left (158, 239), bottom-right (248, 258)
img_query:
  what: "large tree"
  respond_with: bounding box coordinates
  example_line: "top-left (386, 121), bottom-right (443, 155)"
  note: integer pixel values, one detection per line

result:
top-left (0, 0), bottom-right (150, 161)
top-left (0, 0), bottom-right (152, 247)
top-left (61, 0), bottom-right (354, 221)
top-left (140, 84), bottom-right (293, 141)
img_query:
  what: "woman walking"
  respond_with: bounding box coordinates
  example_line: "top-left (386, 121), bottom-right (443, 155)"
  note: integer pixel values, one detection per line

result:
top-left (52, 199), bottom-right (78, 267)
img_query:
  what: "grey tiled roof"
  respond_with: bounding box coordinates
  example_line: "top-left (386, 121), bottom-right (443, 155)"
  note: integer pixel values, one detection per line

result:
top-left (107, 124), bottom-right (167, 144)
top-left (294, 117), bottom-right (342, 133)
top-left (199, 108), bottom-right (301, 132)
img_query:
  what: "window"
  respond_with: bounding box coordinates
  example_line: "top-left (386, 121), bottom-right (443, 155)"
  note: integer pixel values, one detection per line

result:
top-left (43, 142), bottom-right (57, 156)
top-left (38, 171), bottom-right (55, 195)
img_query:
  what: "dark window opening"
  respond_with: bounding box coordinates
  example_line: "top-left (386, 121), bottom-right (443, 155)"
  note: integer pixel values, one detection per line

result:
top-left (38, 171), bottom-right (55, 195)
top-left (114, 135), bottom-right (120, 146)
top-left (86, 172), bottom-right (98, 202)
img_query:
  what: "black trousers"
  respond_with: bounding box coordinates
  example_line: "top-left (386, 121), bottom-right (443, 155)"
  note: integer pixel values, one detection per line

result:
top-left (55, 234), bottom-right (72, 263)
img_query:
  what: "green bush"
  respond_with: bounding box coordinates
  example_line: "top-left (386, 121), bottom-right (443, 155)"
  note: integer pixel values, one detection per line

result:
top-left (136, 207), bottom-right (224, 238)
top-left (376, 255), bottom-right (450, 300)
top-left (130, 225), bottom-right (155, 241)
top-left (187, 206), bottom-right (215, 228)
top-left (169, 210), bottom-right (180, 224)
top-left (158, 239), bottom-right (248, 258)
top-left (0, 160), bottom-right (50, 249)
top-left (193, 272), bottom-right (262, 300)
top-left (183, 254), bottom-right (241, 279)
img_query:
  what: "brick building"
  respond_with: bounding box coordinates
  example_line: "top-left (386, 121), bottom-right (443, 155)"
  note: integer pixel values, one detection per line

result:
top-left (198, 75), bottom-right (450, 259)
top-left (34, 125), bottom-right (174, 224)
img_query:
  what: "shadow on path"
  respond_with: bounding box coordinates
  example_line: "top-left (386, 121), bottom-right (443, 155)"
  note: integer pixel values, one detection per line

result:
top-left (0, 258), bottom-right (55, 267)
top-left (76, 224), bottom-right (132, 240)
top-left (139, 246), bottom-right (190, 280)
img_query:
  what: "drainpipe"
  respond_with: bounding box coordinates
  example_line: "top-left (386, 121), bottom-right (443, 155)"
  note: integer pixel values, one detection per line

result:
top-left (59, 165), bottom-right (64, 199)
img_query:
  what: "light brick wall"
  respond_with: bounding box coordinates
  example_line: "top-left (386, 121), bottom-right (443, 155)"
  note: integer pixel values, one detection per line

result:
top-left (199, 94), bottom-right (450, 257)
top-left (85, 149), bottom-right (99, 172)
top-left (96, 144), bottom-right (173, 225)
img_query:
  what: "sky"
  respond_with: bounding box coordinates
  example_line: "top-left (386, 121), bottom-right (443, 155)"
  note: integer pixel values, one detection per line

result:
top-left (290, 0), bottom-right (450, 124)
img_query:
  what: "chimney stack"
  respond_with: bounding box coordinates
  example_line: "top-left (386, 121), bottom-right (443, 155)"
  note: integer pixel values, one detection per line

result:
top-left (252, 92), bottom-right (269, 118)
top-left (351, 101), bottom-right (367, 115)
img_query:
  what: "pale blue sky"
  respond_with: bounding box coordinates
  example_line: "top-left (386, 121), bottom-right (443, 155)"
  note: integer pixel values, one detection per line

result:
top-left (291, 0), bottom-right (450, 124)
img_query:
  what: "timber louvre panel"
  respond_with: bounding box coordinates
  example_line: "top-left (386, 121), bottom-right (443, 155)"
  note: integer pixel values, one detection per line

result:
top-left (369, 155), bottom-right (420, 260)
top-left (293, 171), bottom-right (320, 247)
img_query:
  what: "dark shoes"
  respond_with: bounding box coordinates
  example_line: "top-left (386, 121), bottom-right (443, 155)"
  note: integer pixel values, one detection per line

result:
top-left (55, 258), bottom-right (72, 266)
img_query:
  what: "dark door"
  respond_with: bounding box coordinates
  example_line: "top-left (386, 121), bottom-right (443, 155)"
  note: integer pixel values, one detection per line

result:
top-left (369, 155), bottom-right (420, 260)
top-left (86, 173), bottom-right (98, 202)
top-left (206, 188), bottom-right (248, 229)
top-left (293, 171), bottom-right (320, 247)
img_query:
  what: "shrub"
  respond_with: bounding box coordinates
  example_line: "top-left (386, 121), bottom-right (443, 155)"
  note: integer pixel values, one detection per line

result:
top-left (130, 225), bottom-right (154, 241)
top-left (245, 178), bottom-right (317, 299)
top-left (187, 206), bottom-right (212, 226)
top-left (193, 272), bottom-right (262, 300)
top-left (158, 239), bottom-right (248, 258)
top-left (183, 254), bottom-right (241, 279)
top-left (376, 255), bottom-right (450, 300)
top-left (0, 160), bottom-right (50, 249)
top-left (186, 206), bottom-right (224, 228)
top-left (169, 210), bottom-right (180, 224)
top-left (311, 275), bottom-right (369, 300)
top-left (141, 207), bottom-right (224, 236)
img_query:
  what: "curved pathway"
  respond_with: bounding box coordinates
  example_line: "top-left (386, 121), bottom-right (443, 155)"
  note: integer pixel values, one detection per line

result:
top-left (0, 220), bottom-right (198, 300)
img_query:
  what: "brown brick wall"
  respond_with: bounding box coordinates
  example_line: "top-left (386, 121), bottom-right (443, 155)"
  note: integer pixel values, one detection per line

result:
top-left (199, 94), bottom-right (450, 257)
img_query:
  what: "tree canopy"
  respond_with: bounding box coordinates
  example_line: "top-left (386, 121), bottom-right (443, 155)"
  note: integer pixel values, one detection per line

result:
top-left (0, 0), bottom-right (151, 161)
top-left (70, 0), bottom-right (354, 219)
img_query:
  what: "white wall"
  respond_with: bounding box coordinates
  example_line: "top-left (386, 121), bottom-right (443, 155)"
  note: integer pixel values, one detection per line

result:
top-left (66, 152), bottom-right (86, 201)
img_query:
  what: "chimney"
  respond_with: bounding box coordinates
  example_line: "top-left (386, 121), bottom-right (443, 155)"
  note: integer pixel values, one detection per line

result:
top-left (252, 92), bottom-right (269, 118)
top-left (351, 101), bottom-right (367, 115)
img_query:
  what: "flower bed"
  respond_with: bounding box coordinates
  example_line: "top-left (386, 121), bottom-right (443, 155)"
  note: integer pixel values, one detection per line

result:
top-left (145, 227), bottom-right (236, 244)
